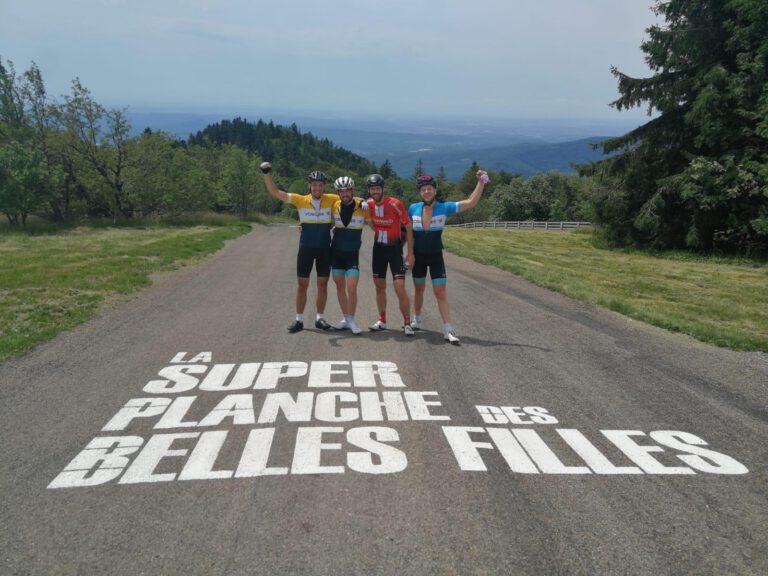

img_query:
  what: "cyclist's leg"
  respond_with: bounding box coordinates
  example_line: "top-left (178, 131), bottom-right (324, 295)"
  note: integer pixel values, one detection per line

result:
top-left (374, 278), bottom-right (387, 320)
top-left (372, 245), bottom-right (388, 321)
top-left (332, 273), bottom-right (348, 316)
top-left (331, 251), bottom-right (349, 316)
top-left (296, 278), bottom-right (310, 313)
top-left (390, 249), bottom-right (411, 322)
top-left (296, 247), bottom-right (313, 314)
top-left (315, 248), bottom-right (331, 315)
top-left (431, 253), bottom-right (450, 323)
top-left (346, 253), bottom-right (360, 316)
top-left (412, 254), bottom-right (428, 316)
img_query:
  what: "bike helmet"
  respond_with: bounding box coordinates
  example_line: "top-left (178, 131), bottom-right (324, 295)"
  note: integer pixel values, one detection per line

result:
top-left (417, 174), bottom-right (437, 190)
top-left (366, 174), bottom-right (385, 188)
top-left (334, 176), bottom-right (355, 190)
top-left (307, 170), bottom-right (327, 183)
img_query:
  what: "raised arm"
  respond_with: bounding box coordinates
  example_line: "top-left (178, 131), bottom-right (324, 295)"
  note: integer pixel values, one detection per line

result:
top-left (457, 169), bottom-right (489, 212)
top-left (260, 162), bottom-right (289, 203)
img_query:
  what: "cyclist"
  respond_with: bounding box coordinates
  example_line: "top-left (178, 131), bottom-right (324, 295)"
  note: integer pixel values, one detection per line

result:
top-left (408, 170), bottom-right (488, 344)
top-left (260, 161), bottom-right (337, 333)
top-left (329, 176), bottom-right (369, 335)
top-left (365, 174), bottom-right (415, 337)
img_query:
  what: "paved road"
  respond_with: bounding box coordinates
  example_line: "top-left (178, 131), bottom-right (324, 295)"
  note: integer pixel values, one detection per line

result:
top-left (1, 225), bottom-right (766, 576)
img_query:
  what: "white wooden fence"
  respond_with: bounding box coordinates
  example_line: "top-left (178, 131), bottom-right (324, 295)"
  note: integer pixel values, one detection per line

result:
top-left (447, 221), bottom-right (591, 230)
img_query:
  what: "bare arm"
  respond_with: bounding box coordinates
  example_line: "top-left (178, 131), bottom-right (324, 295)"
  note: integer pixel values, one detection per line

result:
top-left (457, 169), bottom-right (488, 212)
top-left (259, 162), bottom-right (289, 203)
top-left (404, 220), bottom-right (415, 268)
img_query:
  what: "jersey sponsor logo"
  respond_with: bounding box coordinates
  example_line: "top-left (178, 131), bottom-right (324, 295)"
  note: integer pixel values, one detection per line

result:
top-left (412, 214), bottom-right (448, 231)
top-left (298, 207), bottom-right (333, 223)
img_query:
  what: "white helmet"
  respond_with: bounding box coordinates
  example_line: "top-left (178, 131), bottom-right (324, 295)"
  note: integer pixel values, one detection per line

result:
top-left (334, 176), bottom-right (355, 191)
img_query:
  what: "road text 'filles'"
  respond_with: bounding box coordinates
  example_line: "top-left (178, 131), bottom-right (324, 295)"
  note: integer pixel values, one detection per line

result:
top-left (48, 353), bottom-right (748, 489)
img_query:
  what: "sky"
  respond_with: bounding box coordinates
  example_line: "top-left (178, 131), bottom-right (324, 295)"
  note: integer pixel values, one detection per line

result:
top-left (1, 0), bottom-right (661, 122)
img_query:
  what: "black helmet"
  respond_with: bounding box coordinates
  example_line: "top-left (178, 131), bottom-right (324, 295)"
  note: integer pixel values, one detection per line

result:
top-left (307, 170), bottom-right (327, 183)
top-left (366, 174), bottom-right (385, 188)
top-left (417, 174), bottom-right (437, 190)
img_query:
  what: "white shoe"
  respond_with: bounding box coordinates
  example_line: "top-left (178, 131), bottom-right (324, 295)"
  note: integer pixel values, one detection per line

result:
top-left (403, 324), bottom-right (415, 337)
top-left (369, 320), bottom-right (387, 331)
top-left (333, 319), bottom-right (348, 330)
top-left (411, 318), bottom-right (422, 330)
top-left (444, 331), bottom-right (460, 345)
top-left (348, 320), bottom-right (362, 335)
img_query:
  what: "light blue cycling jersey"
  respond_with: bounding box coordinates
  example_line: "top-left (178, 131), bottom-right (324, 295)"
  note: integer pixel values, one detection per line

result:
top-left (408, 201), bottom-right (460, 253)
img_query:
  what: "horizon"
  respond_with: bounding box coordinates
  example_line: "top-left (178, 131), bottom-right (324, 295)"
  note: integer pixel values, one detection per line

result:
top-left (3, 0), bottom-right (661, 122)
top-left (122, 105), bottom-right (648, 141)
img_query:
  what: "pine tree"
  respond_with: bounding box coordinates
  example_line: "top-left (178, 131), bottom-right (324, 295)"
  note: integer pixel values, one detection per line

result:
top-left (378, 159), bottom-right (396, 179)
top-left (413, 158), bottom-right (424, 180)
top-left (583, 0), bottom-right (768, 253)
top-left (438, 165), bottom-right (447, 185)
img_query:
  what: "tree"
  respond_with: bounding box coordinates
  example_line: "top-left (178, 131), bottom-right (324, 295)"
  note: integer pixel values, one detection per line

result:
top-left (437, 166), bottom-right (447, 186)
top-left (582, 0), bottom-right (768, 253)
top-left (222, 145), bottom-right (255, 218)
top-left (0, 140), bottom-right (46, 225)
top-left (413, 158), bottom-right (424, 180)
top-left (378, 159), bottom-right (396, 179)
top-left (455, 161), bottom-right (481, 199)
top-left (58, 79), bottom-right (133, 219)
top-left (0, 58), bottom-right (54, 225)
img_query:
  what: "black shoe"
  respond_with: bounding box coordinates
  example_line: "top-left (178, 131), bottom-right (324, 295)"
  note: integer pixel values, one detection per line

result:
top-left (288, 320), bottom-right (304, 333)
top-left (315, 318), bottom-right (331, 331)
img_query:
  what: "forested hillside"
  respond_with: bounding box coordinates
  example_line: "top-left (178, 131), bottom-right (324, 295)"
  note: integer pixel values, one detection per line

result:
top-left (189, 118), bottom-right (376, 176)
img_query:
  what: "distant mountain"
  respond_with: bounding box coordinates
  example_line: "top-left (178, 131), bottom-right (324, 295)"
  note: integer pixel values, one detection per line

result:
top-left (364, 138), bottom-right (611, 180)
top-left (292, 127), bottom-right (541, 158)
top-left (126, 111), bottom-right (226, 139)
top-left (124, 109), bottom-right (618, 180)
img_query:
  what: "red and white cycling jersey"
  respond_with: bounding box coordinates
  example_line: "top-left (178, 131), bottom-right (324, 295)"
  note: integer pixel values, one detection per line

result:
top-left (366, 197), bottom-right (409, 246)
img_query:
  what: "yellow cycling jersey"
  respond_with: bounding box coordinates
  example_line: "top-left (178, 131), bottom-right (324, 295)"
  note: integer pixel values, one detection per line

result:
top-left (331, 198), bottom-right (370, 252)
top-left (286, 193), bottom-right (338, 247)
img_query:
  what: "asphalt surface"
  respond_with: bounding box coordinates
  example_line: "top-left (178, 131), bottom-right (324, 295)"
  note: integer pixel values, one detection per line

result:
top-left (1, 224), bottom-right (766, 576)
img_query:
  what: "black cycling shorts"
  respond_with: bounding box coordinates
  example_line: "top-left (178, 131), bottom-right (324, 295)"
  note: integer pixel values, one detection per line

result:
top-left (372, 243), bottom-right (406, 280)
top-left (297, 246), bottom-right (331, 278)
top-left (412, 251), bottom-right (447, 284)
top-left (331, 250), bottom-right (360, 274)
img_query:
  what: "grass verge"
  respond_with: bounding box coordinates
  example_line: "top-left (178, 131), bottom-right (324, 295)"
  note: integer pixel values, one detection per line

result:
top-left (443, 228), bottom-right (768, 352)
top-left (0, 221), bottom-right (251, 362)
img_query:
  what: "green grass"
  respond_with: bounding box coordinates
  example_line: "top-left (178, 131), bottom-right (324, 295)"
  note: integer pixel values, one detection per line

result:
top-left (0, 221), bottom-right (251, 362)
top-left (443, 229), bottom-right (768, 352)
